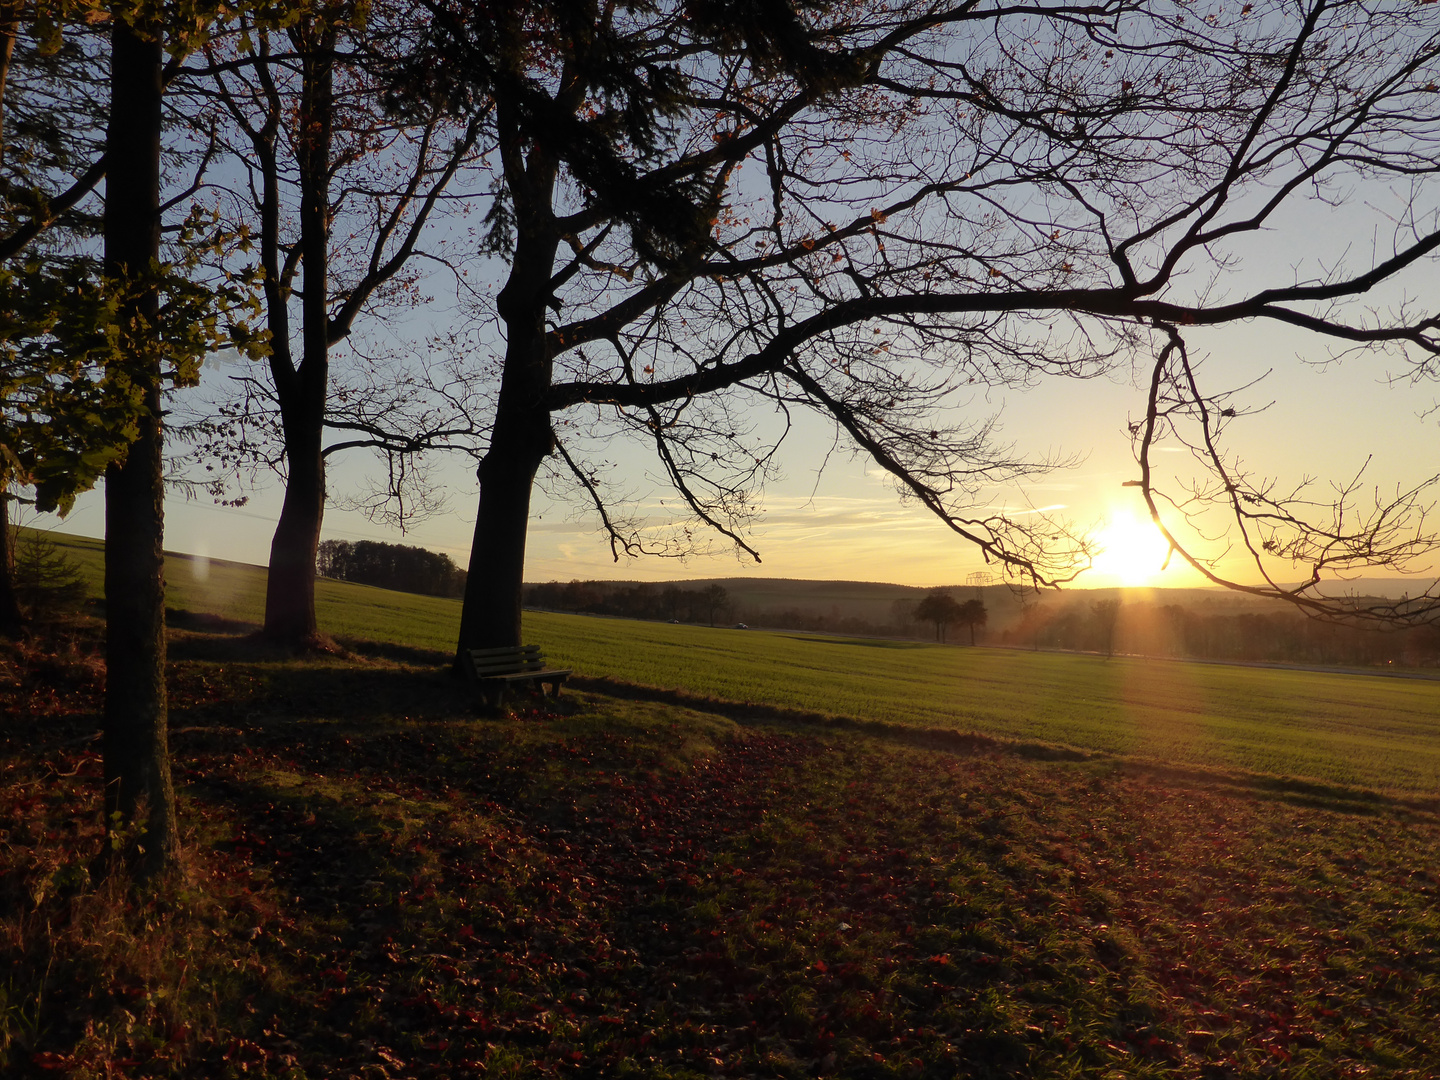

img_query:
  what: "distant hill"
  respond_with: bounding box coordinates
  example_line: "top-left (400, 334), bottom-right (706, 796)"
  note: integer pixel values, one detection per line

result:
top-left (521, 574), bottom-right (1311, 634)
top-left (1300, 578), bottom-right (1438, 601)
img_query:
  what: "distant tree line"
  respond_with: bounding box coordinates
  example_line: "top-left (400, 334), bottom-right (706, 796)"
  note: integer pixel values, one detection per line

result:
top-left (316, 540), bottom-right (466, 599)
top-left (525, 580), bottom-right (999, 643)
top-left (1003, 600), bottom-right (1440, 668)
top-left (758, 606), bottom-right (898, 637)
top-left (524, 581), bottom-right (733, 626)
top-left (913, 590), bottom-right (988, 645)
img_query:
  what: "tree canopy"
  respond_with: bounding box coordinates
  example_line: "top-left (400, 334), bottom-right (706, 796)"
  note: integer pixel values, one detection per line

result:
top-left (317, 537), bottom-right (467, 597)
top-left (377, 0), bottom-right (1440, 656)
top-left (915, 590), bottom-right (962, 643)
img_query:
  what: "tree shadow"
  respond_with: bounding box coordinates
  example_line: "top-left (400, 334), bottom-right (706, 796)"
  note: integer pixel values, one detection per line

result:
top-left (165, 607), bottom-right (259, 637)
top-left (779, 635), bottom-right (931, 650)
top-left (569, 674), bottom-right (1440, 822)
top-left (169, 662), bottom-right (477, 731)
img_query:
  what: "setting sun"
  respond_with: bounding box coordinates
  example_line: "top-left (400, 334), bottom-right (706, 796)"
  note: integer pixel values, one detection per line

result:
top-left (1091, 511), bottom-right (1172, 587)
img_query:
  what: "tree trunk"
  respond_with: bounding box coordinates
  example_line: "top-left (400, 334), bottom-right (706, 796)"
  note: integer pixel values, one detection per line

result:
top-left (263, 428), bottom-right (325, 644)
top-left (455, 417), bottom-right (548, 654)
top-left (454, 143), bottom-right (559, 660)
top-left (0, 6), bottom-right (21, 639)
top-left (262, 27), bottom-right (334, 649)
top-left (102, 17), bottom-right (178, 876)
top-left (0, 489), bottom-right (25, 637)
top-left (454, 331), bottom-right (554, 653)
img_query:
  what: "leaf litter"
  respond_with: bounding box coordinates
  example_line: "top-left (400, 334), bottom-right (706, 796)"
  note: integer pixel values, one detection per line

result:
top-left (2, 624), bottom-right (1439, 1078)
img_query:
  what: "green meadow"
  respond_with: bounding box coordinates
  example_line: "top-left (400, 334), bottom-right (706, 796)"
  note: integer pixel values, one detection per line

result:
top-left (32, 528), bottom-right (1440, 794)
top-left (533, 615), bottom-right (1440, 794)
top-left (8, 530), bottom-right (1440, 1078)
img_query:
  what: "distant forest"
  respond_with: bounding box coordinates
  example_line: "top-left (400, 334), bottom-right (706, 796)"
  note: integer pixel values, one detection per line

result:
top-left (524, 579), bottom-right (734, 625)
top-left (526, 577), bottom-right (1440, 669)
top-left (525, 579), bottom-right (979, 639)
top-left (316, 540), bottom-right (466, 599)
top-left (1003, 600), bottom-right (1440, 668)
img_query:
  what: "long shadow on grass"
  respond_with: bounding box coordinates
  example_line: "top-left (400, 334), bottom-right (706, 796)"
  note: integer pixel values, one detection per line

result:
top-left (175, 719), bottom-right (879, 1076)
top-left (165, 608), bottom-right (260, 636)
top-left (178, 762), bottom-right (448, 1073)
top-left (166, 655), bottom-right (476, 730)
top-left (778, 635), bottom-right (933, 650)
top-left (165, 616), bottom-right (454, 670)
top-left (177, 714), bottom-right (1078, 1079)
top-left (571, 675), bottom-right (1440, 823)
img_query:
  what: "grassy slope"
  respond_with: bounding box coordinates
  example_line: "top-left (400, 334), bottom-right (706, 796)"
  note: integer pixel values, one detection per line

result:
top-left (30, 528), bottom-right (465, 649)
top-left (7, 534), bottom-right (1440, 1078)
top-left (528, 615), bottom-right (1440, 794)
top-left (31, 528), bottom-right (1440, 792)
top-left (4, 632), bottom-right (1439, 1079)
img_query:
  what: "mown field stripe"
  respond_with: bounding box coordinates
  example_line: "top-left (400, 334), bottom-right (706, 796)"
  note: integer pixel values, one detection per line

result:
top-left (28, 528), bottom-right (1440, 794)
top-left (526, 612), bottom-right (1440, 795)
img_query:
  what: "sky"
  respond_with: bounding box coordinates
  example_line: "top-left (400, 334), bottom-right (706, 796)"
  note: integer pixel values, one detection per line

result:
top-left (37, 304), bottom-right (1438, 595)
top-left (24, 57), bottom-right (1440, 599)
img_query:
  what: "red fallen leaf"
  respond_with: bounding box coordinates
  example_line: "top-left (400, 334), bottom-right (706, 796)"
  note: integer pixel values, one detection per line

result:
top-left (224, 1038), bottom-right (268, 1062)
top-left (31, 1052), bottom-right (71, 1070)
top-left (812, 960), bottom-right (828, 972)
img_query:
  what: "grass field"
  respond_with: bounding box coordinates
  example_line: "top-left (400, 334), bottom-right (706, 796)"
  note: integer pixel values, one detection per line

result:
top-left (25, 527), bottom-right (1440, 795)
top-left (4, 625), bottom-right (1439, 1078)
top-left (5, 531), bottom-right (1440, 1077)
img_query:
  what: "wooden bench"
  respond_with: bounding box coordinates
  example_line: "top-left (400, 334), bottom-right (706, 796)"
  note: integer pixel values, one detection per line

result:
top-left (464, 645), bottom-right (572, 709)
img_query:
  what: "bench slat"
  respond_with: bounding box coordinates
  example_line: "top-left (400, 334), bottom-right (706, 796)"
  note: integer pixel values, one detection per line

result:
top-left (467, 645), bottom-right (541, 660)
top-left (470, 660), bottom-right (546, 675)
top-left (483, 668), bottom-right (572, 683)
top-left (463, 643), bottom-right (571, 708)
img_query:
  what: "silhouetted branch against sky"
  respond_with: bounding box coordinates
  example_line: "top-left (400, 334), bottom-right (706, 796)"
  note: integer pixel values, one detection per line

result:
top-left (1136, 322), bottom-right (1440, 625)
top-left (393, 0), bottom-right (1439, 624)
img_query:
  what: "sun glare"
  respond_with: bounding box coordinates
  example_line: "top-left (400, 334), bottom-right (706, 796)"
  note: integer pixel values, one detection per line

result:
top-left (1091, 511), bottom-right (1171, 587)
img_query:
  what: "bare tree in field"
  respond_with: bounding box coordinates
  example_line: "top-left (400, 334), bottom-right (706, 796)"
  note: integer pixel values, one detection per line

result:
top-left (701, 583), bottom-right (729, 627)
top-left (386, 0), bottom-right (1440, 658)
top-left (173, 0), bottom-right (488, 648)
top-left (1091, 598), bottom-right (1121, 659)
top-left (916, 590), bottom-right (962, 644)
top-left (958, 598), bottom-right (987, 646)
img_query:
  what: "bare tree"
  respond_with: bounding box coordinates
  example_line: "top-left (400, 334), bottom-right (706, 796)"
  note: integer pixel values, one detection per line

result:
top-left (916, 590), bottom-right (962, 644)
top-left (172, 0), bottom-right (488, 647)
top-left (958, 597), bottom-right (987, 646)
top-left (700, 583), bottom-right (729, 627)
top-left (384, 0), bottom-right (1440, 657)
top-left (1134, 324), bottom-right (1440, 626)
top-left (1091, 598), bottom-right (1121, 659)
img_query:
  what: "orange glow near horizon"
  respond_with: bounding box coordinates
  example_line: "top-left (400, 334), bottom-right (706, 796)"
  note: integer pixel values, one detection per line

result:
top-left (1090, 511), bottom-right (1174, 588)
